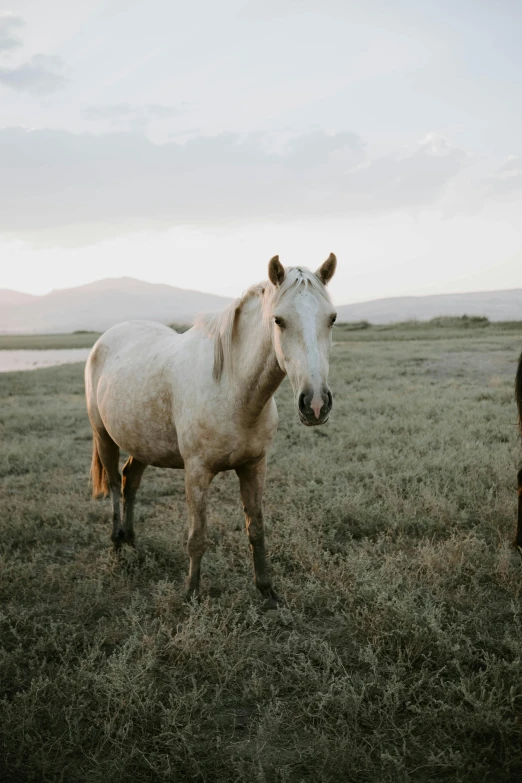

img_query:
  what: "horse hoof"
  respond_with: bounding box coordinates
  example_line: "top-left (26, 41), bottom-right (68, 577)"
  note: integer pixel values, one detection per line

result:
top-left (259, 586), bottom-right (281, 610)
top-left (111, 529), bottom-right (125, 549)
top-left (111, 529), bottom-right (135, 548)
top-left (122, 532), bottom-right (135, 547)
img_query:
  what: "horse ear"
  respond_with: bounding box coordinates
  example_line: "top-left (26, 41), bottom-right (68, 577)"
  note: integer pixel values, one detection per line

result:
top-left (315, 253), bottom-right (337, 285)
top-left (268, 255), bottom-right (286, 287)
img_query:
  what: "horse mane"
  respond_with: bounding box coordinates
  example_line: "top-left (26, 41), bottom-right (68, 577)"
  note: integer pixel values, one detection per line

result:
top-left (195, 267), bottom-right (332, 382)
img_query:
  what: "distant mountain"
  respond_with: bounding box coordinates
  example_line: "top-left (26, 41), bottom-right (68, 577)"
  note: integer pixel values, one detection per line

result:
top-left (337, 288), bottom-right (522, 324)
top-left (1, 277), bottom-right (521, 334)
top-left (0, 277), bottom-right (233, 334)
top-left (0, 289), bottom-right (37, 307)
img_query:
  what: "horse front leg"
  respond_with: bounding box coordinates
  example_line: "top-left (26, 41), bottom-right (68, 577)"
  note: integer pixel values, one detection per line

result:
top-left (185, 461), bottom-right (214, 600)
top-left (236, 456), bottom-right (279, 607)
top-left (515, 468), bottom-right (522, 553)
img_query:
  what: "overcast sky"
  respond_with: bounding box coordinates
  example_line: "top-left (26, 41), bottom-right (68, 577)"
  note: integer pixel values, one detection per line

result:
top-left (1, 0), bottom-right (521, 303)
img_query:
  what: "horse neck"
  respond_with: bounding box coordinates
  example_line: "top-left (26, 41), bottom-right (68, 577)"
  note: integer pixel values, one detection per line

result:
top-left (232, 297), bottom-right (285, 420)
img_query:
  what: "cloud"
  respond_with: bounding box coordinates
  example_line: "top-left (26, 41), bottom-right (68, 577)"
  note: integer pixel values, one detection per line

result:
top-left (85, 103), bottom-right (180, 128)
top-left (0, 16), bottom-right (68, 95)
top-left (84, 104), bottom-right (137, 120)
top-left (0, 13), bottom-right (24, 52)
top-left (0, 53), bottom-right (67, 94)
top-left (0, 127), bottom-right (468, 245)
top-left (344, 133), bottom-right (468, 211)
top-left (147, 104), bottom-right (180, 118)
top-left (485, 155), bottom-right (522, 197)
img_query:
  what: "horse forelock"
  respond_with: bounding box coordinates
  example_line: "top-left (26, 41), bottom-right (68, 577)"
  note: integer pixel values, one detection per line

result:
top-left (269, 266), bottom-right (332, 311)
top-left (196, 267), bottom-right (331, 382)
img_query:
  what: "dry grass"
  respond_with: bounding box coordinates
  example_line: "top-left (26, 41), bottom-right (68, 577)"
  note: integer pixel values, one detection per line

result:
top-left (1, 324), bottom-right (522, 782)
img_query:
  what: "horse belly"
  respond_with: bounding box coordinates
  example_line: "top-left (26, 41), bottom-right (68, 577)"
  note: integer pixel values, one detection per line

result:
top-left (97, 368), bottom-right (183, 469)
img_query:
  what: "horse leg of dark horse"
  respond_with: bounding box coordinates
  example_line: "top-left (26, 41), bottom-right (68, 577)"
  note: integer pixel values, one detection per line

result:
top-left (95, 432), bottom-right (122, 546)
top-left (184, 461), bottom-right (214, 599)
top-left (236, 457), bottom-right (279, 606)
top-left (121, 456), bottom-right (147, 546)
top-left (515, 468), bottom-right (522, 552)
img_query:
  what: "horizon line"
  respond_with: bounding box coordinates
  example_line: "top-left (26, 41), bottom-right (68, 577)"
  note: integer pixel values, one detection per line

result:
top-left (2, 275), bottom-right (522, 309)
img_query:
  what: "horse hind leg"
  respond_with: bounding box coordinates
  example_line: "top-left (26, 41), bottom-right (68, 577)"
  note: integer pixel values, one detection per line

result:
top-left (121, 456), bottom-right (147, 546)
top-left (184, 460), bottom-right (214, 600)
top-left (93, 430), bottom-right (123, 547)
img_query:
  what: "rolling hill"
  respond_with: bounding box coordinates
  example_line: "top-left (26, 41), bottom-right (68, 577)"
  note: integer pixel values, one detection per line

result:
top-left (336, 288), bottom-right (522, 324)
top-left (0, 277), bottom-right (233, 334)
top-left (0, 289), bottom-right (37, 307)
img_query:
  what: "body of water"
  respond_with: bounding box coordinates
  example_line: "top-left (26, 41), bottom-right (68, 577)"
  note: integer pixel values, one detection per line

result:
top-left (0, 349), bottom-right (91, 373)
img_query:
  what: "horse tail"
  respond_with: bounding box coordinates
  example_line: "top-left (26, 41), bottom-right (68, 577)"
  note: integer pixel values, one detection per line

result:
top-left (515, 354), bottom-right (522, 435)
top-left (91, 436), bottom-right (109, 498)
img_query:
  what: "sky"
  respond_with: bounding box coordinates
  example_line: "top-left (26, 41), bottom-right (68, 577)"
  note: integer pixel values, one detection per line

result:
top-left (1, 0), bottom-right (521, 304)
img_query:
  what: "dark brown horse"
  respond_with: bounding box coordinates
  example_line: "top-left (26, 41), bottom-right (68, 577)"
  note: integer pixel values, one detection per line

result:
top-left (515, 353), bottom-right (522, 553)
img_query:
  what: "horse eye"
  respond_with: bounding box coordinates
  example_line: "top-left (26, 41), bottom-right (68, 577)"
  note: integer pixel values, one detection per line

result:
top-left (330, 314), bottom-right (337, 326)
top-left (274, 316), bottom-right (285, 328)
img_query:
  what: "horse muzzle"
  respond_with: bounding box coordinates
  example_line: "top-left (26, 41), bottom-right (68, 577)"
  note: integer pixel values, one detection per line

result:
top-left (297, 386), bottom-right (332, 426)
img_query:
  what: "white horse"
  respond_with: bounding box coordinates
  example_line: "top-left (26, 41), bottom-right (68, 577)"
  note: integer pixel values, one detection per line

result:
top-left (85, 254), bottom-right (337, 604)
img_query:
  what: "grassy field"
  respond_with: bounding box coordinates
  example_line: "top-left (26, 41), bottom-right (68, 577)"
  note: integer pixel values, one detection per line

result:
top-left (1, 322), bottom-right (522, 782)
top-left (0, 332), bottom-right (101, 350)
top-left (0, 325), bottom-right (189, 351)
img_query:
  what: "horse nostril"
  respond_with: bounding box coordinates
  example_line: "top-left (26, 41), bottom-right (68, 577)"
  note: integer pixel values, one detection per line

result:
top-left (298, 392), bottom-right (306, 413)
top-left (326, 390), bottom-right (333, 409)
